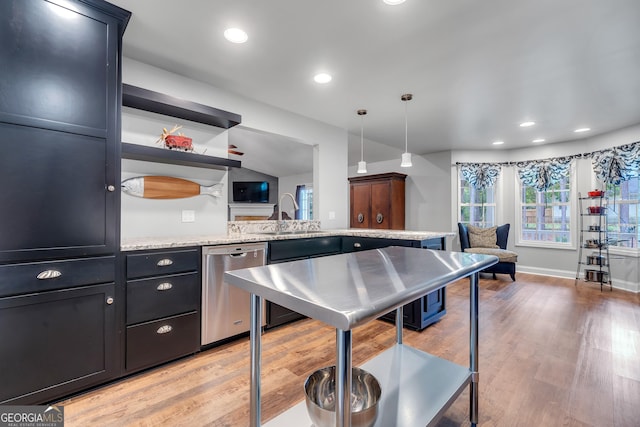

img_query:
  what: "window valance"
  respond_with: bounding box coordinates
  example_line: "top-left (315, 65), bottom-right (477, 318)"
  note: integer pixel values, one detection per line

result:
top-left (459, 163), bottom-right (501, 190)
top-left (456, 140), bottom-right (640, 191)
top-left (516, 157), bottom-right (572, 192)
top-left (591, 142), bottom-right (640, 185)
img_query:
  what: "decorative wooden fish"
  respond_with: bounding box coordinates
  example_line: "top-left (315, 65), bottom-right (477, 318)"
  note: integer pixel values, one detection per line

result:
top-left (121, 176), bottom-right (223, 199)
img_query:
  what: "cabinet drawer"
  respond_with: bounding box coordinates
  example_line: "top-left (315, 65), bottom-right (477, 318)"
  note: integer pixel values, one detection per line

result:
top-left (126, 248), bottom-right (199, 279)
top-left (341, 237), bottom-right (416, 252)
top-left (126, 311), bottom-right (199, 372)
top-left (127, 272), bottom-right (199, 325)
top-left (0, 256), bottom-right (115, 298)
top-left (268, 237), bottom-right (342, 262)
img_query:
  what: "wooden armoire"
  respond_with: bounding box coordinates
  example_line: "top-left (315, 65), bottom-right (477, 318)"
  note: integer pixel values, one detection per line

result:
top-left (349, 172), bottom-right (406, 229)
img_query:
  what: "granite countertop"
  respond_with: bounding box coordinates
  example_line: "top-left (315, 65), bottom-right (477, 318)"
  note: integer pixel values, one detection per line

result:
top-left (121, 227), bottom-right (456, 251)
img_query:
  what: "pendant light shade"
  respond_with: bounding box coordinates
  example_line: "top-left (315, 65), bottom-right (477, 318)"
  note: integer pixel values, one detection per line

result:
top-left (400, 93), bottom-right (413, 168)
top-left (357, 109), bottom-right (368, 174)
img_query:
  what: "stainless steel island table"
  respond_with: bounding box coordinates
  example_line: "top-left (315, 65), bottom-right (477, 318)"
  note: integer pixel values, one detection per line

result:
top-left (224, 246), bottom-right (498, 427)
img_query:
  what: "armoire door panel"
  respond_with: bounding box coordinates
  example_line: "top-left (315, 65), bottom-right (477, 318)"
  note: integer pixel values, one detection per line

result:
top-left (370, 181), bottom-right (391, 229)
top-left (351, 184), bottom-right (371, 228)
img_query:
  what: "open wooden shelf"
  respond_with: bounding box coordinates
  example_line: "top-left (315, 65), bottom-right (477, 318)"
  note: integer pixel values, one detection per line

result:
top-left (121, 143), bottom-right (240, 170)
top-left (122, 84), bottom-right (241, 128)
top-left (121, 84), bottom-right (242, 170)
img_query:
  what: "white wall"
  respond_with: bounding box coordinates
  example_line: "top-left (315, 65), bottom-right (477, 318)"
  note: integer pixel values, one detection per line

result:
top-left (348, 152), bottom-right (453, 232)
top-left (120, 58), bottom-right (349, 239)
top-left (356, 124), bottom-right (640, 292)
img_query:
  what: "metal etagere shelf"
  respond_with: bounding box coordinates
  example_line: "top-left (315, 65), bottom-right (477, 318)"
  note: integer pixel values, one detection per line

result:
top-left (575, 192), bottom-right (613, 291)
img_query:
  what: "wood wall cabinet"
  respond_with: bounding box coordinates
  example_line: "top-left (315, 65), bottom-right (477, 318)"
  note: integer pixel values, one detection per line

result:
top-left (349, 172), bottom-right (406, 229)
top-left (0, 0), bottom-right (130, 404)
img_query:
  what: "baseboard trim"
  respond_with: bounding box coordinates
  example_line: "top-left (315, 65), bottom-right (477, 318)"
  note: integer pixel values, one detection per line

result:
top-left (517, 265), bottom-right (639, 293)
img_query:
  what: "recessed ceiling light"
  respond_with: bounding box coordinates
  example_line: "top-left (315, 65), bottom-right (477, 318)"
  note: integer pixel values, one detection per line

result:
top-left (520, 121), bottom-right (535, 127)
top-left (313, 73), bottom-right (332, 84)
top-left (383, 0), bottom-right (406, 5)
top-left (492, 141), bottom-right (505, 145)
top-left (532, 138), bottom-right (545, 143)
top-left (574, 127), bottom-right (591, 133)
top-left (224, 28), bottom-right (248, 43)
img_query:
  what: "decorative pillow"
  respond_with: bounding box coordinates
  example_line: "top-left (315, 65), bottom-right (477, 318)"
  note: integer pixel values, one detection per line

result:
top-left (467, 225), bottom-right (499, 248)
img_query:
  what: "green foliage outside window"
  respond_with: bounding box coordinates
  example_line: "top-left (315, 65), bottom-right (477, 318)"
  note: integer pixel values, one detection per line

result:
top-left (520, 178), bottom-right (571, 243)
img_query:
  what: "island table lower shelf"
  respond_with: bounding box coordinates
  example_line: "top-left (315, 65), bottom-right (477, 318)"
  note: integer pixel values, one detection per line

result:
top-left (264, 344), bottom-right (471, 427)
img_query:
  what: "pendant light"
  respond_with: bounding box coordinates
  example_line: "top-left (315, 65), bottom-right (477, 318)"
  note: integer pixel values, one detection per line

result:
top-left (357, 109), bottom-right (368, 174)
top-left (400, 93), bottom-right (413, 168)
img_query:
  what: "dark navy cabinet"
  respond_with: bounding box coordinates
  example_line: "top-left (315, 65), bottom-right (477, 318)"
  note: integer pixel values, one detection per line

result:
top-left (0, 0), bottom-right (129, 263)
top-left (0, 282), bottom-right (117, 404)
top-left (267, 235), bottom-right (446, 331)
top-left (0, 0), bottom-right (130, 404)
top-left (266, 237), bottom-right (342, 328)
top-left (342, 236), bottom-right (447, 331)
top-left (124, 248), bottom-right (201, 373)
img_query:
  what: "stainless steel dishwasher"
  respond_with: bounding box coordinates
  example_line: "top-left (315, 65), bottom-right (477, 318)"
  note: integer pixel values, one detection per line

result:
top-left (201, 243), bottom-right (266, 346)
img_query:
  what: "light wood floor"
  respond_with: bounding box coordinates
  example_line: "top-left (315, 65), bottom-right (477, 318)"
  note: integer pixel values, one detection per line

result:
top-left (58, 273), bottom-right (640, 426)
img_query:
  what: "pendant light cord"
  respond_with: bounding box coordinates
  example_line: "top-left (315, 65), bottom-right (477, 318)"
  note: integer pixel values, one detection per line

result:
top-left (404, 100), bottom-right (408, 153)
top-left (361, 115), bottom-right (364, 161)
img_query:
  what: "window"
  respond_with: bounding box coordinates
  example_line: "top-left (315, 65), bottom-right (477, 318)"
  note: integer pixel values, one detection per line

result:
top-left (295, 184), bottom-right (313, 220)
top-left (459, 176), bottom-right (495, 227)
top-left (519, 176), bottom-right (572, 245)
top-left (606, 177), bottom-right (640, 249)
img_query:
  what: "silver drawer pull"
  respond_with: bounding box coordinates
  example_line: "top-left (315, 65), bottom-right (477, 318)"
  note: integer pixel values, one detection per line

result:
top-left (156, 258), bottom-right (173, 267)
top-left (106, 297), bottom-right (114, 305)
top-left (353, 242), bottom-right (362, 248)
top-left (36, 270), bottom-right (62, 280)
top-left (156, 282), bottom-right (173, 291)
top-left (156, 325), bottom-right (173, 334)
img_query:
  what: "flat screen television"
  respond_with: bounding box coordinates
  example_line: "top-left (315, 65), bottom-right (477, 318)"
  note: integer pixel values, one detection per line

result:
top-left (233, 181), bottom-right (269, 203)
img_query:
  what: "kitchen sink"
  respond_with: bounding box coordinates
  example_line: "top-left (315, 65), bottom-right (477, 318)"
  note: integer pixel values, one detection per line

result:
top-left (256, 230), bottom-right (325, 235)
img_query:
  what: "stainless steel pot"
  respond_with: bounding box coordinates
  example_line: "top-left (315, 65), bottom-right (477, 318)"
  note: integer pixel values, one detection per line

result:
top-left (585, 269), bottom-right (608, 282)
top-left (586, 255), bottom-right (606, 265)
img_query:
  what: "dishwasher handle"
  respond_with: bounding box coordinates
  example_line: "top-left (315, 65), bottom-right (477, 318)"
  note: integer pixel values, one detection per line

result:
top-left (228, 252), bottom-right (248, 258)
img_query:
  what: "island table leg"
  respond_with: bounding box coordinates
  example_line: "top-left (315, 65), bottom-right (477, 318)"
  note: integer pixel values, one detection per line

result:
top-left (470, 272), bottom-right (479, 426)
top-left (250, 293), bottom-right (262, 427)
top-left (395, 306), bottom-right (404, 344)
top-left (336, 329), bottom-right (352, 427)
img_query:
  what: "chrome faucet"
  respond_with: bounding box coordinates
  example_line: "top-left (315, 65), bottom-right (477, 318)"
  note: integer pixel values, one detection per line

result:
top-left (278, 192), bottom-right (299, 231)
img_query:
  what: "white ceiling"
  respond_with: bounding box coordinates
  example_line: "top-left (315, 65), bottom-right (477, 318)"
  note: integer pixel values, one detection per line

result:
top-left (110, 0), bottom-right (640, 175)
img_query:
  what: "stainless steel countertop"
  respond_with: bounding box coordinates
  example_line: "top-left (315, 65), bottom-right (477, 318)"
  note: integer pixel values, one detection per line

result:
top-left (224, 246), bottom-right (497, 330)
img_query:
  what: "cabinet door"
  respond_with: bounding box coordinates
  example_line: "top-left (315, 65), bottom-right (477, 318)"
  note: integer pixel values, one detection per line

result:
top-left (350, 183), bottom-right (371, 228)
top-left (0, 283), bottom-right (116, 404)
top-left (0, 123), bottom-right (115, 262)
top-left (370, 181), bottom-right (391, 229)
top-left (0, 0), bottom-right (116, 132)
top-left (0, 1), bottom-right (123, 262)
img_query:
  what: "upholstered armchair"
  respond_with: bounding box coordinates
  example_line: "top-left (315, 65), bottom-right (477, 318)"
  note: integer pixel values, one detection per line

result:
top-left (458, 223), bottom-right (518, 281)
